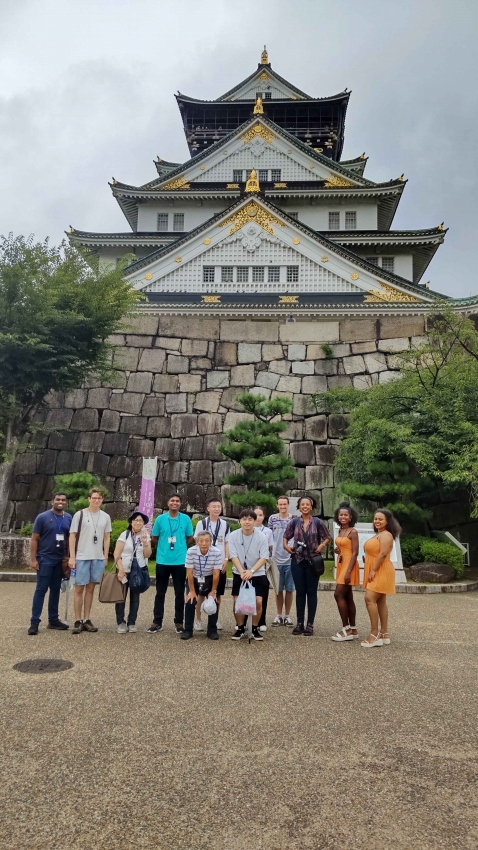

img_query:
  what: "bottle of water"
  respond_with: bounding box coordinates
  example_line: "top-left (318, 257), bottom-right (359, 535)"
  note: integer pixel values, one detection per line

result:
top-left (70, 565), bottom-right (76, 587)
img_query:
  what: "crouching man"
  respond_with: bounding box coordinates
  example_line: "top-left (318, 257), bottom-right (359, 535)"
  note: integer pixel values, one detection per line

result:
top-left (181, 531), bottom-right (222, 641)
top-left (229, 509), bottom-right (269, 642)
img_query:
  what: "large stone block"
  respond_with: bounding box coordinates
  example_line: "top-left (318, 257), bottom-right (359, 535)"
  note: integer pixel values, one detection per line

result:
top-left (276, 375), bottom-right (301, 393)
top-left (159, 315), bottom-right (220, 340)
top-left (292, 394), bottom-right (315, 416)
top-left (316, 444), bottom-right (339, 465)
top-left (181, 339), bottom-right (208, 357)
top-left (152, 374), bottom-right (178, 393)
top-left (206, 370), bottom-right (230, 389)
top-left (342, 354), bottom-right (366, 375)
top-left (124, 314), bottom-right (159, 335)
top-left (189, 460), bottom-right (213, 484)
top-left (74, 431), bottom-right (105, 452)
top-left (86, 387), bottom-right (112, 408)
top-left (45, 409), bottom-right (74, 430)
top-left (113, 347), bottom-right (140, 371)
top-left (249, 386), bottom-right (271, 400)
top-left (146, 417), bottom-right (171, 438)
top-left (128, 438), bottom-right (155, 456)
top-left (379, 370), bottom-right (401, 384)
top-left (305, 465), bottom-right (334, 489)
top-left (378, 337), bottom-right (410, 353)
top-left (154, 482), bottom-right (179, 510)
top-left (141, 396), bottom-right (165, 417)
top-left (100, 410), bottom-right (121, 432)
top-left (85, 453), bottom-right (110, 476)
top-left (292, 360), bottom-right (314, 374)
top-left (230, 364), bottom-right (255, 386)
top-left (255, 371), bottom-right (280, 390)
top-left (107, 455), bottom-right (136, 478)
top-left (283, 421), bottom-right (304, 441)
top-left (351, 341), bottom-right (377, 354)
top-left (163, 461), bottom-right (189, 483)
top-left (269, 359), bottom-right (290, 375)
top-left (287, 344), bottom-right (306, 360)
top-left (126, 372), bottom-right (153, 393)
top-left (109, 393), bottom-right (144, 414)
top-left (154, 438), bottom-right (181, 461)
top-left (64, 389), bottom-right (87, 409)
top-left (327, 375), bottom-right (353, 389)
top-left (198, 413), bottom-right (223, 434)
top-left (102, 371), bottom-right (127, 389)
top-left (213, 460), bottom-right (236, 484)
top-left (203, 433), bottom-right (226, 461)
top-left (120, 416), bottom-right (148, 436)
top-left (379, 316), bottom-right (425, 339)
top-left (38, 449), bottom-right (57, 475)
top-left (224, 412), bottom-right (254, 430)
top-left (48, 430), bottom-right (76, 451)
top-left (176, 483), bottom-right (207, 512)
top-left (165, 393), bottom-right (187, 413)
top-left (70, 408), bottom-right (99, 431)
top-left (290, 441), bottom-right (315, 466)
top-left (262, 344), bottom-right (283, 361)
top-left (178, 373), bottom-right (202, 393)
top-left (304, 415), bottom-right (327, 442)
top-left (182, 436), bottom-right (204, 460)
top-left (190, 357), bottom-right (212, 370)
top-left (237, 343), bottom-right (262, 364)
top-left (193, 391), bottom-right (222, 413)
top-left (364, 352), bottom-right (388, 373)
top-left (280, 321), bottom-right (339, 344)
top-left (314, 359), bottom-right (338, 376)
top-left (102, 432), bottom-right (130, 455)
top-left (167, 354), bottom-right (190, 374)
top-left (125, 334), bottom-right (154, 348)
top-left (328, 414), bottom-right (350, 438)
top-left (340, 318), bottom-right (378, 342)
top-left (353, 374), bottom-right (372, 390)
top-left (307, 343), bottom-right (350, 359)
top-left (219, 388), bottom-right (244, 411)
top-left (155, 336), bottom-right (181, 351)
top-left (170, 414), bottom-right (198, 439)
top-left (138, 349), bottom-right (166, 372)
top-left (221, 321), bottom-right (278, 343)
top-left (215, 342), bottom-right (237, 366)
top-left (43, 390), bottom-right (64, 408)
top-left (56, 451), bottom-right (84, 474)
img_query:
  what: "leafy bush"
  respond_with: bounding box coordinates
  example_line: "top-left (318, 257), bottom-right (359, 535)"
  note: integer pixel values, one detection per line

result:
top-left (109, 520), bottom-right (129, 556)
top-left (18, 522), bottom-right (33, 536)
top-left (400, 533), bottom-right (464, 577)
top-left (400, 535), bottom-right (424, 567)
top-left (54, 472), bottom-right (109, 514)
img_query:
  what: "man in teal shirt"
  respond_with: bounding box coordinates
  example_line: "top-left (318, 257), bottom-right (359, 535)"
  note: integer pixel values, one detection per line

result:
top-left (147, 494), bottom-right (194, 633)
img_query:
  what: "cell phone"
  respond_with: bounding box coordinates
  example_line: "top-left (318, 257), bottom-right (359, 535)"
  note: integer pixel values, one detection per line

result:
top-left (121, 576), bottom-right (128, 584)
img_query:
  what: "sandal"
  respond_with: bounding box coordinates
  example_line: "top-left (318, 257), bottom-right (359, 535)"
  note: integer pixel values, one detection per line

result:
top-left (331, 627), bottom-right (353, 642)
top-left (303, 624), bottom-right (314, 636)
top-left (361, 633), bottom-right (383, 648)
top-left (379, 632), bottom-right (391, 645)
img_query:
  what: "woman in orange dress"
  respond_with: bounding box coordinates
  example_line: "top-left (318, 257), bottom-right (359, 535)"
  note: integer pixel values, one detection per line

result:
top-left (331, 502), bottom-right (360, 642)
top-left (361, 509), bottom-right (401, 648)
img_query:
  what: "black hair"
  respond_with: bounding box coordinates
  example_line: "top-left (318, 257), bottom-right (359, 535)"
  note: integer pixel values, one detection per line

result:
top-left (374, 508), bottom-right (402, 539)
top-left (297, 495), bottom-right (316, 511)
top-left (334, 502), bottom-right (358, 527)
top-left (239, 509), bottom-right (257, 520)
top-left (51, 492), bottom-right (67, 500)
top-left (206, 498), bottom-right (222, 508)
top-left (168, 493), bottom-right (181, 501)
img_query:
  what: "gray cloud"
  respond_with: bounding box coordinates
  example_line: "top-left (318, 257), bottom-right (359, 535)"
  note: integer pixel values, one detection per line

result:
top-left (0, 0), bottom-right (477, 296)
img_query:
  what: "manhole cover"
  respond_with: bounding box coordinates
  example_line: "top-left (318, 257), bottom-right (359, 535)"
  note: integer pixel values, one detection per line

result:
top-left (13, 658), bottom-right (73, 674)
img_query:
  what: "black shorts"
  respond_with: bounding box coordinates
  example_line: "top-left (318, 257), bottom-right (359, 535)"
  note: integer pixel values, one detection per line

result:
top-left (217, 570), bottom-right (227, 596)
top-left (193, 576), bottom-right (213, 597)
top-left (232, 573), bottom-right (269, 598)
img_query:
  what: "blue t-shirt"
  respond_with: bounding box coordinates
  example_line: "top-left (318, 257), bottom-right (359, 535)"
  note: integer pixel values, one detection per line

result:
top-left (152, 511), bottom-right (193, 566)
top-left (32, 510), bottom-right (72, 559)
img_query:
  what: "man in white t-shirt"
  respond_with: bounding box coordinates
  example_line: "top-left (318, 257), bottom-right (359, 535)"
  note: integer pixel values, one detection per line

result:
top-left (193, 498), bottom-right (229, 631)
top-left (68, 488), bottom-right (112, 634)
top-left (229, 509), bottom-right (269, 642)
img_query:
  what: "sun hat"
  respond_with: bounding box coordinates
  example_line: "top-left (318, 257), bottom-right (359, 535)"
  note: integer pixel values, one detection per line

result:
top-left (128, 510), bottom-right (149, 525)
top-left (201, 596), bottom-right (217, 616)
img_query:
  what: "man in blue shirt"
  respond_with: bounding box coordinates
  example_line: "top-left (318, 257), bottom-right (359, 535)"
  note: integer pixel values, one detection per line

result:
top-left (28, 492), bottom-right (72, 635)
top-left (147, 494), bottom-right (194, 633)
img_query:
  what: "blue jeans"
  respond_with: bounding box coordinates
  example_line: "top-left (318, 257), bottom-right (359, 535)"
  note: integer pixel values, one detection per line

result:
top-left (31, 558), bottom-right (63, 625)
top-left (291, 557), bottom-right (318, 626)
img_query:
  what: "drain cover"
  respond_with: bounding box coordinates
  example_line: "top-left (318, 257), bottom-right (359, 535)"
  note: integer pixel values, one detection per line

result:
top-left (13, 658), bottom-right (73, 674)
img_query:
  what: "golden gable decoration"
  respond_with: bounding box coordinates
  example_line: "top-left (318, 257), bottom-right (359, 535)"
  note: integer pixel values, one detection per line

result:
top-left (364, 282), bottom-right (421, 303)
top-left (241, 123), bottom-right (275, 145)
top-left (324, 175), bottom-right (354, 188)
top-left (218, 200), bottom-right (286, 236)
top-left (161, 177), bottom-right (191, 190)
top-left (202, 295), bottom-right (221, 303)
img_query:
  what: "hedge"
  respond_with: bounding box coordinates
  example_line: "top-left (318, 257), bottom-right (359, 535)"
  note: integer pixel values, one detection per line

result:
top-left (400, 534), bottom-right (464, 577)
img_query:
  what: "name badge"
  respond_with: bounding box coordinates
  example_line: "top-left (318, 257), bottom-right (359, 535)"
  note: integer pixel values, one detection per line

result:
top-left (56, 534), bottom-right (64, 542)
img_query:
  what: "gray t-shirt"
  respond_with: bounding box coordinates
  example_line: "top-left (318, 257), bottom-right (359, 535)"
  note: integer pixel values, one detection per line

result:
top-left (70, 509), bottom-right (112, 560)
top-left (228, 528), bottom-right (269, 576)
top-left (268, 514), bottom-right (293, 565)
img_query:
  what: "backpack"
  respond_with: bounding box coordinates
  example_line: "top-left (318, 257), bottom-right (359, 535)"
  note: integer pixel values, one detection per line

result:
top-left (200, 517), bottom-right (229, 547)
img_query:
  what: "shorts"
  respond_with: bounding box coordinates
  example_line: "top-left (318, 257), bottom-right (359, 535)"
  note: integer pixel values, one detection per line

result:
top-left (194, 575), bottom-right (213, 597)
top-left (232, 573), bottom-right (269, 598)
top-left (278, 562), bottom-right (295, 593)
top-left (75, 559), bottom-right (105, 586)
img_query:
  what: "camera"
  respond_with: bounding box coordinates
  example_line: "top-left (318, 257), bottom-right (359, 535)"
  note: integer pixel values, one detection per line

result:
top-left (295, 541), bottom-right (307, 554)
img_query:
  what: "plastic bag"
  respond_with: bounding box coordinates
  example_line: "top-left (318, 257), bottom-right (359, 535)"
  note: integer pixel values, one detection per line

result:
top-left (235, 580), bottom-right (257, 615)
top-left (201, 596), bottom-right (217, 616)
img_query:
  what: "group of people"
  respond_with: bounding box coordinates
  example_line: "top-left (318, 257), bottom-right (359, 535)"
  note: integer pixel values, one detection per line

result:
top-left (28, 488), bottom-right (400, 647)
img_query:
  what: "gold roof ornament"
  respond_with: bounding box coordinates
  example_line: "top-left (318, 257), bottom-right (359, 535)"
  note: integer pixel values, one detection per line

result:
top-left (161, 177), bottom-right (190, 190)
top-left (253, 96), bottom-right (264, 114)
top-left (219, 200), bottom-right (286, 236)
top-left (156, 156), bottom-right (162, 162)
top-left (260, 45), bottom-right (269, 65)
top-left (69, 226), bottom-right (75, 233)
top-left (438, 222), bottom-right (445, 231)
top-left (397, 174), bottom-right (405, 182)
top-left (202, 294), bottom-right (221, 303)
top-left (364, 282), bottom-right (421, 303)
top-left (360, 152), bottom-right (366, 159)
top-left (112, 177), bottom-right (117, 185)
top-left (324, 175), bottom-right (354, 188)
top-left (242, 122), bottom-right (275, 145)
top-left (245, 169), bottom-right (260, 193)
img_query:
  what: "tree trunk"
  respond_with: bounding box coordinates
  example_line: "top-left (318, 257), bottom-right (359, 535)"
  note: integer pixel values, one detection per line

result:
top-left (0, 460), bottom-right (14, 531)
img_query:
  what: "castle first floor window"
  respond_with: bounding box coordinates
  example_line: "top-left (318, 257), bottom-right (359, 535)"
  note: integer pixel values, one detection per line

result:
top-left (233, 169), bottom-right (243, 182)
top-left (381, 257), bottom-right (395, 273)
top-left (328, 211), bottom-right (340, 230)
top-left (221, 266), bottom-right (234, 282)
top-left (271, 169), bottom-right (281, 182)
top-left (258, 169), bottom-right (268, 182)
top-left (203, 266), bottom-right (215, 282)
top-left (365, 256), bottom-right (379, 266)
top-left (345, 211), bottom-right (357, 229)
top-left (252, 266), bottom-right (264, 282)
top-left (173, 213), bottom-right (184, 232)
top-left (157, 213), bottom-right (168, 231)
top-left (287, 266), bottom-right (299, 283)
top-left (264, 92), bottom-right (272, 100)
top-left (268, 266), bottom-right (280, 282)
top-left (237, 267), bottom-right (249, 283)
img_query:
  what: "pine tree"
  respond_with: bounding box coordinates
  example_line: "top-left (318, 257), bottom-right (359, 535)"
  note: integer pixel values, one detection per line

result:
top-left (218, 392), bottom-right (296, 512)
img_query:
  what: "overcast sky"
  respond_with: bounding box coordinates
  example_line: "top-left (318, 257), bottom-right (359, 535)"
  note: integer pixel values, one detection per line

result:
top-left (1, 0), bottom-right (477, 297)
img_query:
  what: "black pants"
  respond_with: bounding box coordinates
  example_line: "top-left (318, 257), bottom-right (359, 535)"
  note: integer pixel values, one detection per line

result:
top-left (291, 557), bottom-right (318, 626)
top-left (115, 579), bottom-right (141, 626)
top-left (184, 576), bottom-right (218, 635)
top-left (153, 563), bottom-right (186, 627)
top-left (257, 583), bottom-right (269, 627)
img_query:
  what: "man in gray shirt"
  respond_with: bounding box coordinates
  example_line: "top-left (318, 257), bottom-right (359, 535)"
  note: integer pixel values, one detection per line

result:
top-left (229, 509), bottom-right (269, 642)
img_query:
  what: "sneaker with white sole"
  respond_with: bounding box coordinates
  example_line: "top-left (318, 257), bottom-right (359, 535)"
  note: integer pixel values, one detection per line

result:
top-left (252, 627), bottom-right (264, 641)
top-left (127, 624), bottom-right (137, 633)
top-left (216, 620), bottom-right (223, 630)
top-left (259, 624), bottom-right (267, 632)
top-left (231, 626), bottom-right (245, 641)
top-left (272, 616), bottom-right (283, 626)
top-left (283, 616), bottom-right (294, 626)
top-left (117, 622), bottom-right (127, 634)
top-left (194, 620), bottom-right (204, 632)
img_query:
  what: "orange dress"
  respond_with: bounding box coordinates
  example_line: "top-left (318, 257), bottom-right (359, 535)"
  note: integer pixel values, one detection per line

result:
top-left (363, 535), bottom-right (395, 594)
top-left (335, 534), bottom-right (360, 586)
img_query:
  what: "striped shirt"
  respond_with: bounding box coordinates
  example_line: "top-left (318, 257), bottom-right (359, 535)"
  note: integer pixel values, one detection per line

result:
top-left (185, 544), bottom-right (223, 578)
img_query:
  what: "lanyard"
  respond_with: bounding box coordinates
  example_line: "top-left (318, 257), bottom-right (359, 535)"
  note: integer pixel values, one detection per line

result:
top-left (198, 553), bottom-right (209, 578)
top-left (206, 518), bottom-right (221, 546)
top-left (52, 511), bottom-right (64, 534)
top-left (168, 516), bottom-right (180, 535)
top-left (241, 532), bottom-right (254, 567)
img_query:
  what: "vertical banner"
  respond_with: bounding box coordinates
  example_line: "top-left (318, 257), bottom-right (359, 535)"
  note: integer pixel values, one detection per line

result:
top-left (138, 457), bottom-right (157, 531)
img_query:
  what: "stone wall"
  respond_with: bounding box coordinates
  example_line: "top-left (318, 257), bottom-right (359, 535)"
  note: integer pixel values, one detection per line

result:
top-left (6, 313), bottom-right (427, 529)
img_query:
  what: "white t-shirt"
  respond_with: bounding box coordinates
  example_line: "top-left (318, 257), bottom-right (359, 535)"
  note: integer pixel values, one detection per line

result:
top-left (70, 509), bottom-right (112, 560)
top-left (228, 528), bottom-right (269, 576)
top-left (194, 517), bottom-right (229, 561)
top-left (117, 530), bottom-right (150, 572)
top-left (255, 524), bottom-right (273, 551)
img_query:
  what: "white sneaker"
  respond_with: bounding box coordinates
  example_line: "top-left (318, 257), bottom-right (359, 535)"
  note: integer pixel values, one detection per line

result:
top-left (216, 620), bottom-right (223, 630)
top-left (272, 616), bottom-right (283, 626)
top-left (117, 622), bottom-right (127, 634)
top-left (259, 625), bottom-right (267, 632)
top-left (127, 624), bottom-right (137, 633)
top-left (194, 620), bottom-right (204, 632)
top-left (283, 615), bottom-right (294, 626)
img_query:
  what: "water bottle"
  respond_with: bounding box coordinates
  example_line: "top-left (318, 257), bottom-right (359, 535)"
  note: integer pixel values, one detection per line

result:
top-left (70, 565), bottom-right (76, 587)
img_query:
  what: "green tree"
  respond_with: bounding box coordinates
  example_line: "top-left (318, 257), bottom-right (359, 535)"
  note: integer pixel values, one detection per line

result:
top-left (312, 305), bottom-right (478, 522)
top-left (218, 392), bottom-right (296, 512)
top-left (0, 234), bottom-right (140, 524)
top-left (54, 472), bottom-right (109, 513)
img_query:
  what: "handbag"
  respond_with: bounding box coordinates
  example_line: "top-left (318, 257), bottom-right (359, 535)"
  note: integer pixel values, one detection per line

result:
top-left (308, 553), bottom-right (325, 578)
top-left (266, 557), bottom-right (280, 595)
top-left (235, 580), bottom-right (257, 615)
top-left (98, 571), bottom-right (127, 604)
top-left (129, 556), bottom-right (151, 594)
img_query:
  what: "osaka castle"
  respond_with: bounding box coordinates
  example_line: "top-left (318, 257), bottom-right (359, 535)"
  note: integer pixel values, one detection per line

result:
top-left (69, 48), bottom-right (450, 313)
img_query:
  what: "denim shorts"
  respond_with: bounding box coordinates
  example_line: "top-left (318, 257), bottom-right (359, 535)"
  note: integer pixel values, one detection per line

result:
top-left (278, 562), bottom-right (295, 593)
top-left (75, 559), bottom-right (105, 586)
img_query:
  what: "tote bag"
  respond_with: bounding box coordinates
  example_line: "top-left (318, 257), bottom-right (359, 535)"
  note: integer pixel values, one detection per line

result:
top-left (98, 571), bottom-right (126, 604)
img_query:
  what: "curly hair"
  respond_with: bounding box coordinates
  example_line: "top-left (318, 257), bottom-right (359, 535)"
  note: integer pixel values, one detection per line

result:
top-left (297, 495), bottom-right (316, 511)
top-left (334, 502), bottom-right (358, 527)
top-left (374, 508), bottom-right (402, 539)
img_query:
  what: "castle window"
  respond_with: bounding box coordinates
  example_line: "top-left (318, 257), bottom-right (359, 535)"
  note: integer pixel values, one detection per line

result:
top-left (252, 267), bottom-right (264, 282)
top-left (381, 257), bottom-right (395, 273)
top-left (268, 266), bottom-right (280, 282)
top-left (287, 266), bottom-right (299, 283)
top-left (256, 92), bottom-right (263, 100)
top-left (233, 169), bottom-right (243, 182)
top-left (237, 267), bottom-right (249, 283)
top-left (173, 213), bottom-right (184, 232)
top-left (264, 92), bottom-right (272, 100)
top-left (328, 211), bottom-right (340, 230)
top-left (345, 211), bottom-right (357, 230)
top-left (289, 212), bottom-right (299, 220)
top-left (271, 169), bottom-right (281, 182)
top-left (203, 266), bottom-right (215, 283)
top-left (157, 213), bottom-right (169, 232)
top-left (221, 266), bottom-right (234, 282)
top-left (258, 170), bottom-right (268, 182)
top-left (366, 257), bottom-right (379, 266)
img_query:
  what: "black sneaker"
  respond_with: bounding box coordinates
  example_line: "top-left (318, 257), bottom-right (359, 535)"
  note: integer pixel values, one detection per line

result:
top-left (72, 620), bottom-right (84, 634)
top-left (231, 626), bottom-right (245, 641)
top-left (174, 625), bottom-right (184, 634)
top-left (82, 619), bottom-right (98, 633)
top-left (28, 624), bottom-right (38, 635)
top-left (180, 631), bottom-right (193, 640)
top-left (147, 623), bottom-right (163, 633)
top-left (47, 620), bottom-right (69, 630)
top-left (207, 632), bottom-right (219, 641)
top-left (251, 627), bottom-right (264, 642)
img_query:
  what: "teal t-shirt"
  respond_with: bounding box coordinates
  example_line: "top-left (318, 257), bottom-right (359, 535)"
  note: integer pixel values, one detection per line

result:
top-left (152, 511), bottom-right (193, 566)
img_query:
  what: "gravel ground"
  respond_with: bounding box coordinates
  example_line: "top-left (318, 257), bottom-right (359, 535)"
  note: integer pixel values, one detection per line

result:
top-left (1, 583), bottom-right (477, 850)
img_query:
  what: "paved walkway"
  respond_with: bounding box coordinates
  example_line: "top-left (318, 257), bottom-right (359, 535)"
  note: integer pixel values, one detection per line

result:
top-left (1, 584), bottom-right (477, 850)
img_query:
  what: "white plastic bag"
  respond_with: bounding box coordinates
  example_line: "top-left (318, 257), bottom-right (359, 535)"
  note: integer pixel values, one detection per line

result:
top-left (201, 595), bottom-right (217, 616)
top-left (235, 580), bottom-right (257, 615)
